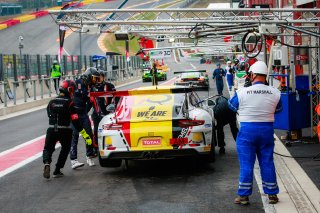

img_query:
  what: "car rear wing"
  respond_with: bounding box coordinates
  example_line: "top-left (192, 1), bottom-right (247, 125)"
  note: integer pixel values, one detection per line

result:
top-left (90, 87), bottom-right (199, 98)
top-left (173, 70), bottom-right (206, 74)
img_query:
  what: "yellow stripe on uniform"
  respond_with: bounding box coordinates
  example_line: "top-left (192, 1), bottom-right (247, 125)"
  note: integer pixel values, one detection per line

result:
top-left (130, 94), bottom-right (174, 151)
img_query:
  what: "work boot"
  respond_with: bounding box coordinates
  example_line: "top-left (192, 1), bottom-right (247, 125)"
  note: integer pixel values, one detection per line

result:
top-left (219, 147), bottom-right (226, 154)
top-left (71, 159), bottom-right (85, 169)
top-left (53, 169), bottom-right (64, 178)
top-left (86, 156), bottom-right (95, 167)
top-left (43, 164), bottom-right (50, 179)
top-left (234, 196), bottom-right (250, 205)
top-left (268, 195), bottom-right (279, 204)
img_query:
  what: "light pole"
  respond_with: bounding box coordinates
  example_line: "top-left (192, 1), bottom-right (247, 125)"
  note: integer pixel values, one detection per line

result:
top-left (18, 35), bottom-right (24, 76)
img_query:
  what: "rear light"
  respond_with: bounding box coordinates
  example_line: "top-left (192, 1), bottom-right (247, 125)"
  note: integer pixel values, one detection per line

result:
top-left (106, 146), bottom-right (116, 150)
top-left (189, 143), bottom-right (200, 147)
top-left (178, 119), bottom-right (205, 127)
top-left (198, 77), bottom-right (205, 81)
top-left (102, 123), bottom-right (123, 130)
top-left (170, 138), bottom-right (188, 145)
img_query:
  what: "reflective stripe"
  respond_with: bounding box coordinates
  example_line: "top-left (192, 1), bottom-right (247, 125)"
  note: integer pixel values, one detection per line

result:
top-left (239, 182), bottom-right (252, 186)
top-left (239, 186), bottom-right (251, 190)
top-left (263, 184), bottom-right (278, 189)
top-left (262, 181), bottom-right (277, 186)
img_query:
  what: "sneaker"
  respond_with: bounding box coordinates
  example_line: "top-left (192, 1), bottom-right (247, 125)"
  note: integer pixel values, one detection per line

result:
top-left (53, 169), bottom-right (64, 178)
top-left (268, 195), bottom-right (279, 204)
top-left (234, 196), bottom-right (250, 205)
top-left (86, 156), bottom-right (95, 167)
top-left (43, 164), bottom-right (50, 179)
top-left (71, 159), bottom-right (85, 169)
top-left (219, 147), bottom-right (226, 154)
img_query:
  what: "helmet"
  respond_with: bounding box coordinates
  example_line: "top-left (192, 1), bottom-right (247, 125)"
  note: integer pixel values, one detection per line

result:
top-left (82, 67), bottom-right (100, 85)
top-left (53, 60), bottom-right (58, 64)
top-left (249, 61), bottom-right (268, 75)
top-left (216, 63), bottom-right (221, 66)
top-left (239, 61), bottom-right (246, 71)
top-left (227, 61), bottom-right (232, 64)
top-left (59, 80), bottom-right (76, 96)
top-left (234, 58), bottom-right (239, 65)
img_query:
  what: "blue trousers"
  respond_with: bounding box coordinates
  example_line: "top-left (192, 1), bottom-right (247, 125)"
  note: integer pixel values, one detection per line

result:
top-left (70, 113), bottom-right (94, 160)
top-left (236, 122), bottom-right (279, 196)
top-left (226, 74), bottom-right (233, 91)
top-left (215, 79), bottom-right (224, 95)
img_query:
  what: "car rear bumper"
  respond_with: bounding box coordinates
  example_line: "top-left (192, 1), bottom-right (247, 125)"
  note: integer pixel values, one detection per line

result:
top-left (101, 149), bottom-right (210, 160)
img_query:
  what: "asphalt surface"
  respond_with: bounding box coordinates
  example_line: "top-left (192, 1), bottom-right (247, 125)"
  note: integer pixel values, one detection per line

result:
top-left (0, 0), bottom-right (176, 55)
top-left (0, 59), bottom-right (265, 213)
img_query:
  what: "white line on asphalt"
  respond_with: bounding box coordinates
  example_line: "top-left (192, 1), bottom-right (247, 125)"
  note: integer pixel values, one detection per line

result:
top-left (190, 63), bottom-right (197, 69)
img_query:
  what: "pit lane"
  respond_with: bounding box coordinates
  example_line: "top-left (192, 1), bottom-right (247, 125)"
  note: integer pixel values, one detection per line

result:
top-left (0, 60), bottom-right (264, 213)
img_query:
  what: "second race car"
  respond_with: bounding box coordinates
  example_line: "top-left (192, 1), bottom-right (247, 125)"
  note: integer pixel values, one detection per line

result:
top-left (174, 70), bottom-right (209, 90)
top-left (142, 68), bottom-right (167, 82)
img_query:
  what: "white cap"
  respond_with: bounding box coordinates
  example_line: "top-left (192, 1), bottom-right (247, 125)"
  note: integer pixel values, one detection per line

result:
top-left (249, 61), bottom-right (268, 75)
top-left (227, 61), bottom-right (231, 64)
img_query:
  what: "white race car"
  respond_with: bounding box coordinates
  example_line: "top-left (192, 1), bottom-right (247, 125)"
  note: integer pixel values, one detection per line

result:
top-left (92, 86), bottom-right (216, 167)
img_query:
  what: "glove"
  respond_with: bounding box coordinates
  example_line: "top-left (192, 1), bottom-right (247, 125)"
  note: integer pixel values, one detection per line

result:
top-left (80, 129), bottom-right (92, 146)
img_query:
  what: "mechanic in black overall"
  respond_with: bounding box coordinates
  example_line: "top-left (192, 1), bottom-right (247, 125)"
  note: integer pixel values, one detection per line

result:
top-left (91, 70), bottom-right (116, 153)
top-left (70, 67), bottom-right (100, 168)
top-left (151, 62), bottom-right (158, 86)
top-left (214, 96), bottom-right (239, 154)
top-left (42, 80), bottom-right (93, 179)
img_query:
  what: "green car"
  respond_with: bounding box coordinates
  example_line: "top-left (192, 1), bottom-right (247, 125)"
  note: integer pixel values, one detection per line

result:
top-left (142, 68), bottom-right (167, 82)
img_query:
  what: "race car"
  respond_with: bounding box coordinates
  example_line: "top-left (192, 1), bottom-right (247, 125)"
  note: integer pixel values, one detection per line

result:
top-left (174, 70), bottom-right (209, 90)
top-left (142, 68), bottom-right (167, 82)
top-left (92, 86), bottom-right (216, 167)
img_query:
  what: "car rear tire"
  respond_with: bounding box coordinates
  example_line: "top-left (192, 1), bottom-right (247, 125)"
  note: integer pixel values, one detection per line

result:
top-left (202, 123), bottom-right (216, 163)
top-left (99, 155), bottom-right (122, 167)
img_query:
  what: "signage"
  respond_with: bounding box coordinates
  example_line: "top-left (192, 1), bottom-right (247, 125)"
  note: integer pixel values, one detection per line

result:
top-left (294, 47), bottom-right (309, 65)
top-left (272, 46), bottom-right (288, 66)
top-left (149, 50), bottom-right (172, 59)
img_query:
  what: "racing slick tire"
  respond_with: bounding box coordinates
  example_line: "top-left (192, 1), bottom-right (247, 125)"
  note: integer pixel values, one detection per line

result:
top-left (201, 123), bottom-right (216, 163)
top-left (99, 155), bottom-right (122, 167)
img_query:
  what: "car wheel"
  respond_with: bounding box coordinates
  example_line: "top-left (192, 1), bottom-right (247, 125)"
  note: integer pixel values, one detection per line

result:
top-left (201, 123), bottom-right (216, 163)
top-left (99, 154), bottom-right (122, 167)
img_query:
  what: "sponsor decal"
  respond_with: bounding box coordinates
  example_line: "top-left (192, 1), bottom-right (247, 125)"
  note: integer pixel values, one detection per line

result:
top-left (204, 123), bottom-right (212, 128)
top-left (142, 138), bottom-right (161, 146)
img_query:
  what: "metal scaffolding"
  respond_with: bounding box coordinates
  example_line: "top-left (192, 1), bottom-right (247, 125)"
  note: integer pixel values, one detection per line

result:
top-left (49, 8), bottom-right (320, 136)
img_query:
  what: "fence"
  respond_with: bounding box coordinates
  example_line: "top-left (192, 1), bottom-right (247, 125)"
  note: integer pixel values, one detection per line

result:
top-left (0, 53), bottom-right (144, 107)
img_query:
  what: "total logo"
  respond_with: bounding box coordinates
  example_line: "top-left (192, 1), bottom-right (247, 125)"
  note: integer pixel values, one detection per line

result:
top-left (142, 139), bottom-right (161, 146)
